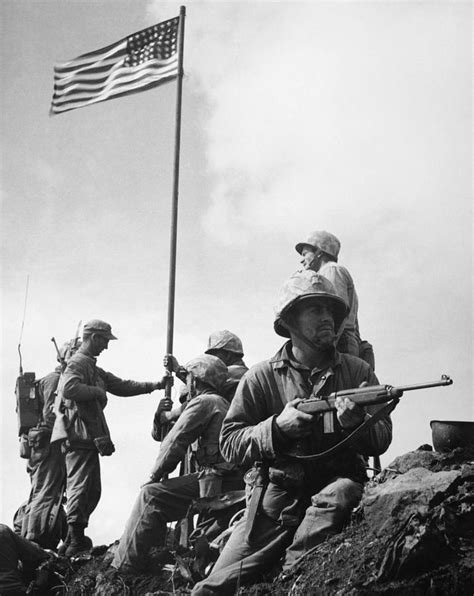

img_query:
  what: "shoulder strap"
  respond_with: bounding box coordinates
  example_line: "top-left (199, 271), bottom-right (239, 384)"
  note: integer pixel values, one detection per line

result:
top-left (286, 399), bottom-right (398, 462)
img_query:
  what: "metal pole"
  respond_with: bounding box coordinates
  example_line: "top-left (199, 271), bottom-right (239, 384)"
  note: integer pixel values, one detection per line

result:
top-left (162, 6), bottom-right (186, 437)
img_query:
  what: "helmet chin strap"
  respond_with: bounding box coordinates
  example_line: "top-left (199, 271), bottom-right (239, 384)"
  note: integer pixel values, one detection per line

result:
top-left (280, 320), bottom-right (336, 354)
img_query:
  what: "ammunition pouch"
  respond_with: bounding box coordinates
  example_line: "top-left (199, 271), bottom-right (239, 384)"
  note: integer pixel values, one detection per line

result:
top-left (25, 427), bottom-right (52, 464)
top-left (94, 435), bottom-right (115, 457)
top-left (19, 434), bottom-right (31, 459)
top-left (28, 426), bottom-right (52, 449)
top-left (268, 462), bottom-right (305, 490)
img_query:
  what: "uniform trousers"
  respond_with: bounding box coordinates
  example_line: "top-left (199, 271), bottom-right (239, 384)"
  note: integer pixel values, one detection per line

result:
top-left (0, 524), bottom-right (47, 595)
top-left (65, 448), bottom-right (101, 526)
top-left (112, 472), bottom-right (244, 572)
top-left (21, 442), bottom-right (66, 548)
top-left (192, 477), bottom-right (363, 595)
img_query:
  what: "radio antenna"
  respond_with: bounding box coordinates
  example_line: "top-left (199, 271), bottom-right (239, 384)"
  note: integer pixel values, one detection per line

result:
top-left (18, 275), bottom-right (30, 375)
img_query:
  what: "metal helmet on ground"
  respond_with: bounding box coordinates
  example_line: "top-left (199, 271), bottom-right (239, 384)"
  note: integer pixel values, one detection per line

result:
top-left (295, 230), bottom-right (341, 261)
top-left (274, 270), bottom-right (349, 338)
top-left (185, 354), bottom-right (228, 392)
top-left (205, 330), bottom-right (244, 356)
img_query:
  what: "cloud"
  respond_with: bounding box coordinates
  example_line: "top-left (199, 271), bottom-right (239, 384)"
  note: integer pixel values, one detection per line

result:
top-left (149, 2), bottom-right (470, 251)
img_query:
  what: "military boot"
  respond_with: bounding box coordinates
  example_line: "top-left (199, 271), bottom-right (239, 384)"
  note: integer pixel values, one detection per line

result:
top-left (64, 523), bottom-right (92, 556)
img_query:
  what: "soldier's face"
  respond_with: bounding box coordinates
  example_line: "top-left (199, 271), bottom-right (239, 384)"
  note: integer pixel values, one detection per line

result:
top-left (301, 247), bottom-right (319, 271)
top-left (92, 334), bottom-right (109, 356)
top-left (292, 299), bottom-right (336, 347)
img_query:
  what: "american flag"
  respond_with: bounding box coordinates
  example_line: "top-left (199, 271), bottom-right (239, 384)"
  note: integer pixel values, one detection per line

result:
top-left (50, 17), bottom-right (179, 115)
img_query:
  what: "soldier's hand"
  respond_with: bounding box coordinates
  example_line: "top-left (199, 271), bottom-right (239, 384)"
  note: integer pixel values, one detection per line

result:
top-left (153, 375), bottom-right (169, 391)
top-left (275, 398), bottom-right (314, 439)
top-left (157, 397), bottom-right (173, 415)
top-left (163, 354), bottom-right (180, 373)
top-left (335, 396), bottom-right (365, 429)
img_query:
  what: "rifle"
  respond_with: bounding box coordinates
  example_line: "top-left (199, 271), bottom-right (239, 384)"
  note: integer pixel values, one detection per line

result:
top-left (290, 375), bottom-right (453, 462)
top-left (51, 337), bottom-right (66, 371)
top-left (297, 375), bottom-right (453, 416)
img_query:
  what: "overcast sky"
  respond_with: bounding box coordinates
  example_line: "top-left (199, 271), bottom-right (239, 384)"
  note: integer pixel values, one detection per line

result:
top-left (1, 1), bottom-right (472, 545)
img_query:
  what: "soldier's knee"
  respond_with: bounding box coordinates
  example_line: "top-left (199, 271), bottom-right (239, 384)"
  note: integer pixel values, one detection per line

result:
top-left (312, 478), bottom-right (363, 511)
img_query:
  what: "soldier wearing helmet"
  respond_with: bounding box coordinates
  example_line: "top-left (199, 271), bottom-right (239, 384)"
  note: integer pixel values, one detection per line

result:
top-left (50, 319), bottom-right (166, 557)
top-left (296, 230), bottom-right (365, 361)
top-left (17, 337), bottom-right (82, 550)
top-left (112, 354), bottom-right (244, 574)
top-left (205, 330), bottom-right (248, 398)
top-left (154, 331), bottom-right (249, 438)
top-left (193, 271), bottom-right (392, 594)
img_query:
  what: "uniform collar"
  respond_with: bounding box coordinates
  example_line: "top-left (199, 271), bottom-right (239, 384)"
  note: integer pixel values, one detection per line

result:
top-left (270, 341), bottom-right (342, 373)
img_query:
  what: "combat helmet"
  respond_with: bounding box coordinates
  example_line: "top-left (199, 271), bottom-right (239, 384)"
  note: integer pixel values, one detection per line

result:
top-left (295, 230), bottom-right (341, 261)
top-left (205, 330), bottom-right (244, 357)
top-left (185, 354), bottom-right (228, 392)
top-left (274, 270), bottom-right (349, 338)
top-left (58, 338), bottom-right (82, 363)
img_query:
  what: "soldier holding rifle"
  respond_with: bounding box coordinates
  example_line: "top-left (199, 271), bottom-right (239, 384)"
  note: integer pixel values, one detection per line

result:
top-left (192, 270), bottom-right (392, 594)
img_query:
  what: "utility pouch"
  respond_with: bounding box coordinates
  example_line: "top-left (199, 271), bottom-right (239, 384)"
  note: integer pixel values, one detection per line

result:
top-left (94, 435), bottom-right (115, 456)
top-left (19, 433), bottom-right (31, 459)
top-left (268, 462), bottom-right (305, 490)
top-left (198, 468), bottom-right (223, 499)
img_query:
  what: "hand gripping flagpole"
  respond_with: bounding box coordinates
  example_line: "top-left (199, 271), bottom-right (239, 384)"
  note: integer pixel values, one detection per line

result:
top-left (162, 6), bottom-right (186, 441)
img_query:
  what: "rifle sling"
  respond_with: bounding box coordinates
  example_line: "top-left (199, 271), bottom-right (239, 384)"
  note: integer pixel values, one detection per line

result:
top-left (286, 398), bottom-right (398, 462)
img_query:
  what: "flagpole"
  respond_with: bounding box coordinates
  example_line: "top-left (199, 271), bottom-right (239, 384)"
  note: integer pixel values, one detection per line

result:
top-left (163, 6), bottom-right (186, 432)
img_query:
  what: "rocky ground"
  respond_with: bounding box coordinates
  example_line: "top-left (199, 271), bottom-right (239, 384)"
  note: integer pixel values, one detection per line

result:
top-left (37, 446), bottom-right (474, 595)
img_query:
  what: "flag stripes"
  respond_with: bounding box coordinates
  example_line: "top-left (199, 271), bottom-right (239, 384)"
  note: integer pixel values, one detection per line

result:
top-left (50, 17), bottom-right (179, 115)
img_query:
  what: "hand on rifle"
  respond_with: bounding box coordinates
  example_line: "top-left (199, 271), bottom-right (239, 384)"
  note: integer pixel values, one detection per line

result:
top-left (335, 381), bottom-right (367, 429)
top-left (275, 398), bottom-right (314, 439)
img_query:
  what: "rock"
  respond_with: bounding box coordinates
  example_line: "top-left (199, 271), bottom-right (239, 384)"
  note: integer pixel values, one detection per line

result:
top-left (382, 449), bottom-right (441, 478)
top-left (362, 467), bottom-right (461, 535)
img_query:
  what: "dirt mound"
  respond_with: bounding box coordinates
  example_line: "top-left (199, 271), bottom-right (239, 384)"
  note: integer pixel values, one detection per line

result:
top-left (47, 446), bottom-right (474, 595)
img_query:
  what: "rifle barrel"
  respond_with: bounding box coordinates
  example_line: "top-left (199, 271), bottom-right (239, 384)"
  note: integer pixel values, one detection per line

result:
top-left (396, 375), bottom-right (453, 393)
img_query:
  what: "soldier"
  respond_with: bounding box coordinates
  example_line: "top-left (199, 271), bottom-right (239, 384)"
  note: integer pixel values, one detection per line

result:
top-left (0, 524), bottom-right (51, 596)
top-left (111, 355), bottom-right (244, 574)
top-left (192, 270), bottom-right (392, 594)
top-left (51, 319), bottom-right (166, 556)
top-left (204, 330), bottom-right (248, 398)
top-left (154, 330), bottom-right (248, 438)
top-left (18, 339), bottom-right (80, 549)
top-left (296, 230), bottom-right (364, 359)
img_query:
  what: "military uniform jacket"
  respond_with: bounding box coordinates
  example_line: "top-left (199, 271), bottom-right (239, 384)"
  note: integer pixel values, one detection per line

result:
top-left (220, 342), bottom-right (392, 488)
top-left (37, 368), bottom-right (61, 431)
top-left (55, 350), bottom-right (154, 446)
top-left (150, 389), bottom-right (236, 480)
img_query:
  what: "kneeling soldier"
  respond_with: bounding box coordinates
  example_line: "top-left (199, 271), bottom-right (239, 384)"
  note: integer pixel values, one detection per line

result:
top-left (112, 355), bottom-right (244, 574)
top-left (192, 271), bottom-right (392, 594)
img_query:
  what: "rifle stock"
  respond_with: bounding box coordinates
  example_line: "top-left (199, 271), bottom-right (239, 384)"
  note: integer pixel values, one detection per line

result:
top-left (297, 375), bottom-right (453, 416)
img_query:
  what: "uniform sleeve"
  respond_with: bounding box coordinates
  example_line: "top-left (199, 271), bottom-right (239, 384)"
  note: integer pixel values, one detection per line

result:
top-left (100, 369), bottom-right (154, 397)
top-left (219, 369), bottom-right (277, 468)
top-left (321, 263), bottom-right (351, 305)
top-left (38, 373), bottom-right (59, 429)
top-left (149, 397), bottom-right (210, 479)
top-left (61, 360), bottom-right (104, 402)
top-left (151, 404), bottom-right (184, 442)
